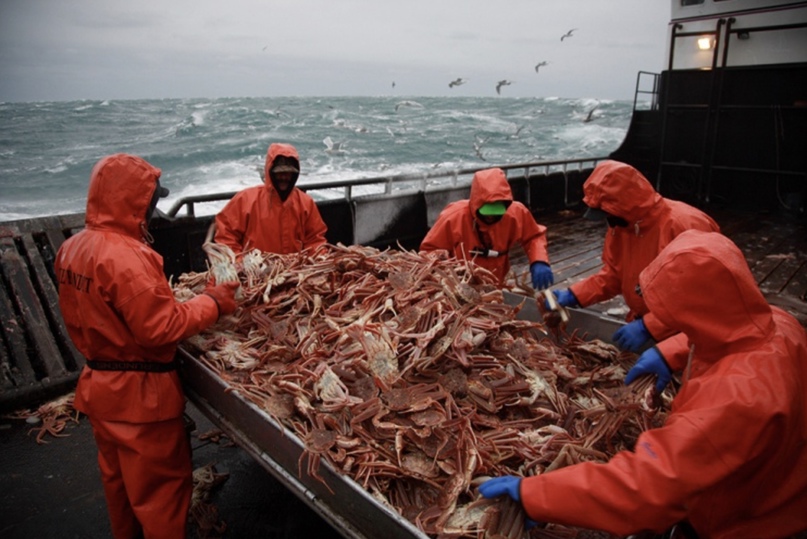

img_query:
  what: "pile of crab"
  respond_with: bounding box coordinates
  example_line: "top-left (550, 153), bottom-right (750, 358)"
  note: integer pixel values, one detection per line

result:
top-left (174, 243), bottom-right (670, 539)
top-left (4, 391), bottom-right (79, 444)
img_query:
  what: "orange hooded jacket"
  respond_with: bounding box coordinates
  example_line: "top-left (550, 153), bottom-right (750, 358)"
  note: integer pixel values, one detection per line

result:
top-left (214, 143), bottom-right (327, 254)
top-left (520, 230), bottom-right (807, 538)
top-left (571, 161), bottom-right (719, 365)
top-left (55, 154), bottom-right (220, 423)
top-left (420, 168), bottom-right (549, 284)
top-left (571, 160), bottom-right (719, 319)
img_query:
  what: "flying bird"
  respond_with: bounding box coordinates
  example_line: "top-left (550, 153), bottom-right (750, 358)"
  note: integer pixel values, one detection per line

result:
top-left (534, 61), bottom-right (549, 73)
top-left (583, 104), bottom-right (599, 123)
top-left (323, 136), bottom-right (347, 155)
top-left (509, 125), bottom-right (527, 139)
top-left (449, 78), bottom-right (467, 88)
top-left (394, 100), bottom-right (424, 112)
top-left (561, 29), bottom-right (577, 41)
top-left (392, 81), bottom-right (396, 88)
top-left (495, 80), bottom-right (513, 95)
top-left (473, 135), bottom-right (489, 161)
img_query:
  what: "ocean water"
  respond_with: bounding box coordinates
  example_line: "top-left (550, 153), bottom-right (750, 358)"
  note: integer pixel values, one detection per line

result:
top-left (0, 96), bottom-right (635, 222)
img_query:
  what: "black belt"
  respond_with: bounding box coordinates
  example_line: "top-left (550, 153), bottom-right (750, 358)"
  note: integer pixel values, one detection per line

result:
top-left (626, 521), bottom-right (699, 539)
top-left (668, 521), bottom-right (700, 539)
top-left (87, 360), bottom-right (178, 372)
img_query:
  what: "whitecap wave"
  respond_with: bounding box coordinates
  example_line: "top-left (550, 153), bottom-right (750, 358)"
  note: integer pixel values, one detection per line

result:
top-left (0, 96), bottom-right (633, 219)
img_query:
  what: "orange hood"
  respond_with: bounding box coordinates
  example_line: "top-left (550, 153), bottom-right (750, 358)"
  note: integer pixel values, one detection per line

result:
top-left (264, 143), bottom-right (301, 195)
top-left (582, 160), bottom-right (662, 223)
top-left (639, 230), bottom-right (775, 361)
top-left (468, 168), bottom-right (514, 217)
top-left (85, 153), bottom-right (162, 240)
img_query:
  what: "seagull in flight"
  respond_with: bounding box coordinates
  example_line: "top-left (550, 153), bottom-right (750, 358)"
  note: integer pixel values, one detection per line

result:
top-left (534, 61), bottom-right (549, 73)
top-left (323, 136), bottom-right (347, 155)
top-left (509, 124), bottom-right (527, 139)
top-left (449, 78), bottom-right (467, 88)
top-left (473, 135), bottom-right (489, 161)
top-left (495, 80), bottom-right (513, 95)
top-left (394, 100), bottom-right (424, 112)
top-left (583, 104), bottom-right (599, 123)
top-left (561, 29), bottom-right (577, 41)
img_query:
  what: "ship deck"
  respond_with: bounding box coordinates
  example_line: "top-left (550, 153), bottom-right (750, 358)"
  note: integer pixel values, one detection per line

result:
top-left (512, 207), bottom-right (807, 329)
top-left (0, 397), bottom-right (342, 539)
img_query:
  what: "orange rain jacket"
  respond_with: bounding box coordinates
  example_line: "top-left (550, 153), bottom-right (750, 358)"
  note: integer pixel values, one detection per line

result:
top-left (520, 230), bottom-right (807, 538)
top-left (55, 154), bottom-right (220, 423)
top-left (570, 160), bottom-right (719, 320)
top-left (420, 168), bottom-right (549, 284)
top-left (214, 143), bottom-right (328, 254)
top-left (570, 161), bottom-right (719, 364)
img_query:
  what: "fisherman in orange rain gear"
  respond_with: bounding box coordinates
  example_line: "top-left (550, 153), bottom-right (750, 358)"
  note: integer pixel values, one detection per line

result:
top-left (481, 230), bottom-right (807, 538)
top-left (420, 167), bottom-right (553, 290)
top-left (546, 160), bottom-right (720, 385)
top-left (214, 142), bottom-right (328, 254)
top-left (55, 154), bottom-right (239, 539)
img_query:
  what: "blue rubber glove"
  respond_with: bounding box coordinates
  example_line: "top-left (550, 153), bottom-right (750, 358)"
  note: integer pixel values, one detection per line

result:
top-left (544, 288), bottom-right (579, 310)
top-left (612, 319), bottom-right (652, 352)
top-left (624, 347), bottom-right (672, 392)
top-left (479, 476), bottom-right (538, 529)
top-left (479, 475), bottom-right (522, 502)
top-left (530, 262), bottom-right (554, 291)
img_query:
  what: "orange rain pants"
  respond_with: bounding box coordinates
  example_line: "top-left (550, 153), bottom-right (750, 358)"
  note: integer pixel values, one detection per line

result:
top-left (89, 417), bottom-right (192, 539)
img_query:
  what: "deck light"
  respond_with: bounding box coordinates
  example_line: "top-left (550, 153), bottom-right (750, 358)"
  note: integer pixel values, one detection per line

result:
top-left (697, 37), bottom-right (714, 50)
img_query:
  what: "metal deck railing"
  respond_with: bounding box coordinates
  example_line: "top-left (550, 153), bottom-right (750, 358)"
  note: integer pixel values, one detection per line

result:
top-left (166, 156), bottom-right (608, 218)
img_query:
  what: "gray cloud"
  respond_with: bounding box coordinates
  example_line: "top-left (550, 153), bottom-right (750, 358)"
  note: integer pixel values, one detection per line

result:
top-left (0, 0), bottom-right (670, 102)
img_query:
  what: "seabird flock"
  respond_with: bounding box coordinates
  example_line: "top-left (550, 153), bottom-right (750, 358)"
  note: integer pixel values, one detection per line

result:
top-left (321, 27), bottom-right (587, 163)
top-left (444, 28), bottom-right (577, 95)
top-left (265, 26), bottom-right (580, 99)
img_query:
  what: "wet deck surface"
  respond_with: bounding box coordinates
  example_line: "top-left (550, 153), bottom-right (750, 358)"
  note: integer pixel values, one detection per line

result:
top-left (512, 208), bottom-right (807, 329)
top-left (0, 400), bottom-right (342, 539)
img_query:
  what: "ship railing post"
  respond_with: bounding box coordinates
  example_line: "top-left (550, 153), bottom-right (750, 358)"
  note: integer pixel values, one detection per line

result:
top-left (524, 166), bottom-right (531, 209)
top-left (563, 162), bottom-right (570, 208)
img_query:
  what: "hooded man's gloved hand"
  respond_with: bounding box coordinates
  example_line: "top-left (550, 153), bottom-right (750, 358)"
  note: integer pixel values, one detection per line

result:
top-left (203, 281), bottom-right (240, 317)
top-left (545, 288), bottom-right (578, 310)
top-left (479, 475), bottom-right (522, 502)
top-left (624, 346), bottom-right (672, 392)
top-left (613, 318), bottom-right (652, 352)
top-left (530, 262), bottom-right (554, 291)
top-left (479, 476), bottom-right (538, 529)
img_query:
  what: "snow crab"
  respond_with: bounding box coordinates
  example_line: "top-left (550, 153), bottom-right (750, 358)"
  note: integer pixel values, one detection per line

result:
top-left (172, 243), bottom-right (666, 538)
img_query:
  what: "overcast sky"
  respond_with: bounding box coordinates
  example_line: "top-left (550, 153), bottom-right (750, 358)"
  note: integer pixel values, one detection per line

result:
top-left (0, 0), bottom-right (671, 103)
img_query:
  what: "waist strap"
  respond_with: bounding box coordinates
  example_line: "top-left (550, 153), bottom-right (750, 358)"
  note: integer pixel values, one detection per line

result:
top-left (87, 360), bottom-right (178, 372)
